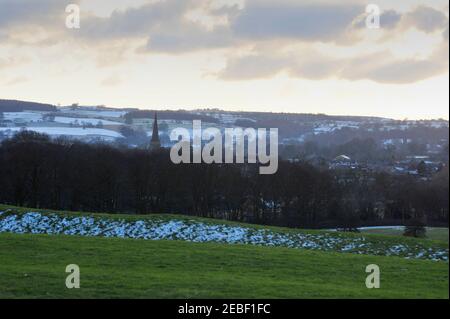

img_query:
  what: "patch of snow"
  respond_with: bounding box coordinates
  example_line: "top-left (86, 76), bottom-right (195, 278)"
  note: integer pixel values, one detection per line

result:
top-left (54, 117), bottom-right (123, 126)
top-left (0, 212), bottom-right (447, 262)
top-left (0, 127), bottom-right (123, 138)
top-left (358, 226), bottom-right (405, 230)
top-left (3, 112), bottom-right (43, 122)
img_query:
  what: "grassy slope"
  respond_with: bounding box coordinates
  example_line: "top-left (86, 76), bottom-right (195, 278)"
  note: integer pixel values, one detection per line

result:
top-left (0, 233), bottom-right (448, 299)
top-left (1, 204), bottom-right (448, 244)
top-left (0, 204), bottom-right (448, 298)
top-left (361, 228), bottom-right (449, 243)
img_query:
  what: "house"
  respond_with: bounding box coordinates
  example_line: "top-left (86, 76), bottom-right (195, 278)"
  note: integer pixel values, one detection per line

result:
top-left (132, 118), bottom-right (154, 130)
top-left (329, 155), bottom-right (359, 171)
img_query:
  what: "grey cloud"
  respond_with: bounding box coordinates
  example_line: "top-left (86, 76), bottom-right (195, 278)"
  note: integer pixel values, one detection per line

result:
top-left (0, 0), bottom-right (79, 28)
top-left (0, 0), bottom-right (82, 47)
top-left (1, 1), bottom-right (449, 53)
top-left (146, 25), bottom-right (232, 53)
top-left (218, 4), bottom-right (449, 84)
top-left (76, 0), bottom-right (191, 40)
top-left (406, 6), bottom-right (448, 33)
top-left (71, 0), bottom-right (366, 51)
top-left (290, 58), bottom-right (341, 80)
top-left (0, 32), bottom-right (8, 42)
top-left (354, 6), bottom-right (448, 33)
top-left (218, 52), bottom-right (343, 82)
top-left (1, 0), bottom-right (448, 84)
top-left (340, 46), bottom-right (448, 84)
top-left (359, 59), bottom-right (445, 84)
top-left (75, 2), bottom-right (447, 53)
top-left (232, 2), bottom-right (362, 42)
top-left (210, 4), bottom-right (241, 20)
top-left (442, 25), bottom-right (449, 41)
top-left (353, 9), bottom-right (402, 30)
top-left (380, 10), bottom-right (403, 29)
top-left (72, 0), bottom-right (234, 53)
top-left (218, 44), bottom-right (449, 84)
top-left (218, 54), bottom-right (287, 80)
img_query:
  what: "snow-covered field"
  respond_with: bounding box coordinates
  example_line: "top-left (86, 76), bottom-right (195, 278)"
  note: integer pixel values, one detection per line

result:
top-left (0, 127), bottom-right (123, 138)
top-left (357, 226), bottom-right (405, 230)
top-left (0, 211), bottom-right (447, 262)
top-left (3, 112), bottom-right (42, 122)
top-left (313, 122), bottom-right (360, 135)
top-left (54, 116), bottom-right (123, 126)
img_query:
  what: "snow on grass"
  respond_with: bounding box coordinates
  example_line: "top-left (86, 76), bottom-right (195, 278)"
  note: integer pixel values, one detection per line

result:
top-left (358, 226), bottom-right (405, 230)
top-left (0, 127), bottom-right (123, 138)
top-left (54, 116), bottom-right (123, 126)
top-left (3, 112), bottom-right (42, 122)
top-left (0, 211), bottom-right (447, 261)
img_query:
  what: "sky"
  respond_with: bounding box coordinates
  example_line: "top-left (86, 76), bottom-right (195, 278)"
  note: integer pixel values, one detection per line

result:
top-left (0, 0), bottom-right (449, 120)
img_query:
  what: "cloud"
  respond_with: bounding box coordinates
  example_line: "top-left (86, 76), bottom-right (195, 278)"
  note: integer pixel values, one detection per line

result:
top-left (357, 59), bottom-right (444, 84)
top-left (65, 0), bottom-right (367, 51)
top-left (405, 6), bottom-right (448, 33)
top-left (340, 45), bottom-right (449, 83)
top-left (232, 1), bottom-right (363, 42)
top-left (0, 0), bottom-right (448, 85)
top-left (63, 0), bottom-right (233, 53)
top-left (218, 54), bottom-right (288, 80)
top-left (73, 1), bottom-right (448, 59)
top-left (1, 1), bottom-right (448, 49)
top-left (218, 42), bottom-right (449, 84)
top-left (76, 0), bottom-right (190, 41)
top-left (145, 23), bottom-right (232, 53)
top-left (0, 0), bottom-right (80, 29)
top-left (352, 9), bottom-right (402, 32)
top-left (0, 56), bottom-right (29, 70)
top-left (380, 10), bottom-right (403, 29)
top-left (217, 3), bottom-right (449, 84)
top-left (0, 0), bottom-right (82, 46)
top-left (0, 0), bottom-right (64, 28)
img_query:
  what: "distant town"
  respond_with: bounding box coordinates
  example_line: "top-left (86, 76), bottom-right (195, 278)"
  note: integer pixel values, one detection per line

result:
top-left (1, 99), bottom-right (448, 180)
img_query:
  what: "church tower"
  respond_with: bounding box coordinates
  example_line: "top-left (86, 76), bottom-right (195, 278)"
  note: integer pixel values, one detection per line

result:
top-left (150, 112), bottom-right (161, 149)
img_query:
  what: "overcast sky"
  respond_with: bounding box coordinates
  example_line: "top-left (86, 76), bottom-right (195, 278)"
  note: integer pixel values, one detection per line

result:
top-left (0, 0), bottom-right (448, 119)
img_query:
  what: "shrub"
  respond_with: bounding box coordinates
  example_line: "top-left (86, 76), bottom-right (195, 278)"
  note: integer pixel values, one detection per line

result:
top-left (404, 218), bottom-right (427, 238)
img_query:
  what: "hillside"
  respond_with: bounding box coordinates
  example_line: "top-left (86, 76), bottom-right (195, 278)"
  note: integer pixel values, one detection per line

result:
top-left (0, 99), bottom-right (56, 112)
top-left (1, 233), bottom-right (448, 299)
top-left (0, 205), bottom-right (448, 298)
top-left (0, 205), bottom-right (448, 261)
top-left (1, 99), bottom-right (448, 162)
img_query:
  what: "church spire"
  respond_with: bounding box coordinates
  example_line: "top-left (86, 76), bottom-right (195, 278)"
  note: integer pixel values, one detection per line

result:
top-left (150, 112), bottom-right (161, 149)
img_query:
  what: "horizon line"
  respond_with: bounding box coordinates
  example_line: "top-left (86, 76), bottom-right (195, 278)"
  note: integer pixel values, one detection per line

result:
top-left (1, 97), bottom-right (449, 122)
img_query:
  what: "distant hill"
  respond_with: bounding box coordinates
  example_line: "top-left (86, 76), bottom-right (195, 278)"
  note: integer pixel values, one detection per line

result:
top-left (125, 110), bottom-right (220, 124)
top-left (0, 99), bottom-right (57, 112)
top-left (196, 109), bottom-right (386, 122)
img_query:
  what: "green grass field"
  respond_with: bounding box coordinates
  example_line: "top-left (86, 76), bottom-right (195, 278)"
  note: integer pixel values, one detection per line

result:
top-left (0, 205), bottom-right (448, 299)
top-left (360, 228), bottom-right (449, 243)
top-left (0, 233), bottom-right (448, 299)
top-left (1, 204), bottom-right (447, 243)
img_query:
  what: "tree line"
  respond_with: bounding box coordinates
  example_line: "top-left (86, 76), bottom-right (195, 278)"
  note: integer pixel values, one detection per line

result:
top-left (0, 131), bottom-right (448, 228)
top-left (0, 99), bottom-right (56, 112)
